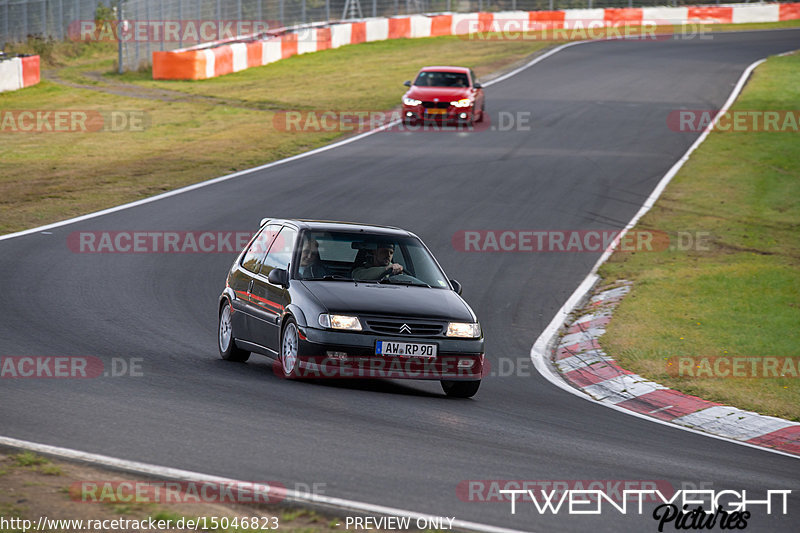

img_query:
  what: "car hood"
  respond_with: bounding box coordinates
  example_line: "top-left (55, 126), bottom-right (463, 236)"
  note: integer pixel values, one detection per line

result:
top-left (300, 281), bottom-right (475, 322)
top-left (405, 87), bottom-right (471, 101)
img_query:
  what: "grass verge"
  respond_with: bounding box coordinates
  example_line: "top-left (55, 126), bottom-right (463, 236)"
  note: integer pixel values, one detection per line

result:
top-left (598, 51), bottom-right (800, 421)
top-left (0, 35), bottom-right (556, 235)
top-left (0, 451), bottom-right (423, 533)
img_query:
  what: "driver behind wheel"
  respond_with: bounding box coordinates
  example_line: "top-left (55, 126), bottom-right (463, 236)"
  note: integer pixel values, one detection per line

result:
top-left (352, 242), bottom-right (403, 280)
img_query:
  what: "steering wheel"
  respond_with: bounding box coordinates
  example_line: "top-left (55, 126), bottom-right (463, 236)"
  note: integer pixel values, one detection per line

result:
top-left (379, 267), bottom-right (400, 280)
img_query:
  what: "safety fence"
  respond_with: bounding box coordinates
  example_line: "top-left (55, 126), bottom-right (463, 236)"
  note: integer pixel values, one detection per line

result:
top-left (2, 1), bottom-right (797, 70)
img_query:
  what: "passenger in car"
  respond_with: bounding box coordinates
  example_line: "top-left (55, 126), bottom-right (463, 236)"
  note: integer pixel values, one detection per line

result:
top-left (297, 237), bottom-right (331, 279)
top-left (352, 242), bottom-right (404, 280)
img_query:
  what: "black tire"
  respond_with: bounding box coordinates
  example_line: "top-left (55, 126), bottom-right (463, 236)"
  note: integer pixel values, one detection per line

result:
top-left (218, 300), bottom-right (250, 362)
top-left (279, 317), bottom-right (301, 379)
top-left (441, 380), bottom-right (481, 398)
top-left (476, 104), bottom-right (485, 123)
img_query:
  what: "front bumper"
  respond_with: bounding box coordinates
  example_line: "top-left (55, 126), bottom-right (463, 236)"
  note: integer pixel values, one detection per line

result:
top-left (294, 327), bottom-right (485, 380)
top-left (402, 105), bottom-right (474, 124)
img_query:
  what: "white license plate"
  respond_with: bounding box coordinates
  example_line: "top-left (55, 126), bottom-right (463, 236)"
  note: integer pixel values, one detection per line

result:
top-left (376, 341), bottom-right (437, 357)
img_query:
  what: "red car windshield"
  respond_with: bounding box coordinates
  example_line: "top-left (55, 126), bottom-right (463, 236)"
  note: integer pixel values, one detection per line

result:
top-left (414, 71), bottom-right (469, 88)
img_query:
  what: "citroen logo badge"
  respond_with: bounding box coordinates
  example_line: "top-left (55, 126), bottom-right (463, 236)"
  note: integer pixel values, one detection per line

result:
top-left (399, 324), bottom-right (412, 334)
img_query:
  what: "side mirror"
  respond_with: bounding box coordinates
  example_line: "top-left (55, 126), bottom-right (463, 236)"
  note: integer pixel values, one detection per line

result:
top-left (268, 268), bottom-right (289, 288)
top-left (450, 279), bottom-right (462, 295)
top-left (473, 82), bottom-right (482, 89)
top-left (403, 80), bottom-right (411, 87)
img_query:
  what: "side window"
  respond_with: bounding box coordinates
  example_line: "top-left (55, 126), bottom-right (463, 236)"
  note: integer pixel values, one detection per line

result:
top-left (261, 227), bottom-right (298, 277)
top-left (241, 224), bottom-right (281, 273)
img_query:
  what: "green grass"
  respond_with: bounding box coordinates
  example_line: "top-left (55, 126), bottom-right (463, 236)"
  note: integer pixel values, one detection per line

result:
top-left (38, 464), bottom-right (63, 476)
top-left (599, 52), bottom-right (800, 421)
top-left (4, 19), bottom-right (797, 236)
top-left (0, 504), bottom-right (26, 533)
top-left (12, 452), bottom-right (50, 468)
top-left (0, 35), bottom-right (554, 235)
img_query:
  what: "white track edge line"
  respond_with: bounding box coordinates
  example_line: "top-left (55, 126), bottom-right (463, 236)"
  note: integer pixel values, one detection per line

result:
top-left (0, 41), bottom-right (584, 243)
top-left (0, 42), bottom-right (590, 532)
top-left (530, 53), bottom-right (800, 461)
top-left (0, 436), bottom-right (530, 533)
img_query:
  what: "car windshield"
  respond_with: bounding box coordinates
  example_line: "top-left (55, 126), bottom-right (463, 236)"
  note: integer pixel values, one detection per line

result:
top-left (294, 230), bottom-right (450, 289)
top-left (414, 71), bottom-right (469, 88)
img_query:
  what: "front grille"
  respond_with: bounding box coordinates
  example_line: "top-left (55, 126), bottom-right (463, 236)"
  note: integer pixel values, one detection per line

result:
top-left (422, 101), bottom-right (450, 109)
top-left (365, 319), bottom-right (445, 337)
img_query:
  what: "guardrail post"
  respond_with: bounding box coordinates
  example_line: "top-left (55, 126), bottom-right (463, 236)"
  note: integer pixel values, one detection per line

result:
top-left (118, 0), bottom-right (123, 73)
top-left (178, 0), bottom-right (183, 48)
top-left (135, 0), bottom-right (140, 67)
top-left (145, 0), bottom-right (150, 66)
top-left (5, 0), bottom-right (10, 44)
top-left (58, 0), bottom-right (63, 40)
top-left (160, 0), bottom-right (164, 50)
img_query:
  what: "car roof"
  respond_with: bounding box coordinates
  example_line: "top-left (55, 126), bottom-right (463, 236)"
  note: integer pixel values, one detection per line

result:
top-left (419, 66), bottom-right (470, 74)
top-left (260, 218), bottom-right (412, 237)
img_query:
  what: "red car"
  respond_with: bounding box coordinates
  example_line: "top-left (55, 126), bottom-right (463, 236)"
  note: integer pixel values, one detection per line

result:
top-left (402, 66), bottom-right (485, 126)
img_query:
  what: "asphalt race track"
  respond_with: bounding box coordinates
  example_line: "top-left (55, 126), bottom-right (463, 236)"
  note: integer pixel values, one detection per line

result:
top-left (2, 30), bottom-right (799, 532)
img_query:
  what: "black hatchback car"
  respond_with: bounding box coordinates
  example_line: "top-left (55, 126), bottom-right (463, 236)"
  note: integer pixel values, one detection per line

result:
top-left (218, 219), bottom-right (484, 397)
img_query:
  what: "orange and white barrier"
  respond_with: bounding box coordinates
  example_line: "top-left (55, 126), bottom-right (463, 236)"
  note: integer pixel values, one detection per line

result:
top-left (152, 3), bottom-right (800, 80)
top-left (0, 55), bottom-right (40, 92)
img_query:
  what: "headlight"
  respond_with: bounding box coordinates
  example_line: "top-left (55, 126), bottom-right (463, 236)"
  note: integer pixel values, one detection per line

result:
top-left (446, 322), bottom-right (481, 338)
top-left (319, 314), bottom-right (363, 331)
top-left (403, 97), bottom-right (422, 106)
top-left (450, 98), bottom-right (472, 108)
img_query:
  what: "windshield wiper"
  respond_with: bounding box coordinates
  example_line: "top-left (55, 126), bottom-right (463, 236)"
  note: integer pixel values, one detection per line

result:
top-left (303, 275), bottom-right (352, 281)
top-left (377, 278), bottom-right (432, 288)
